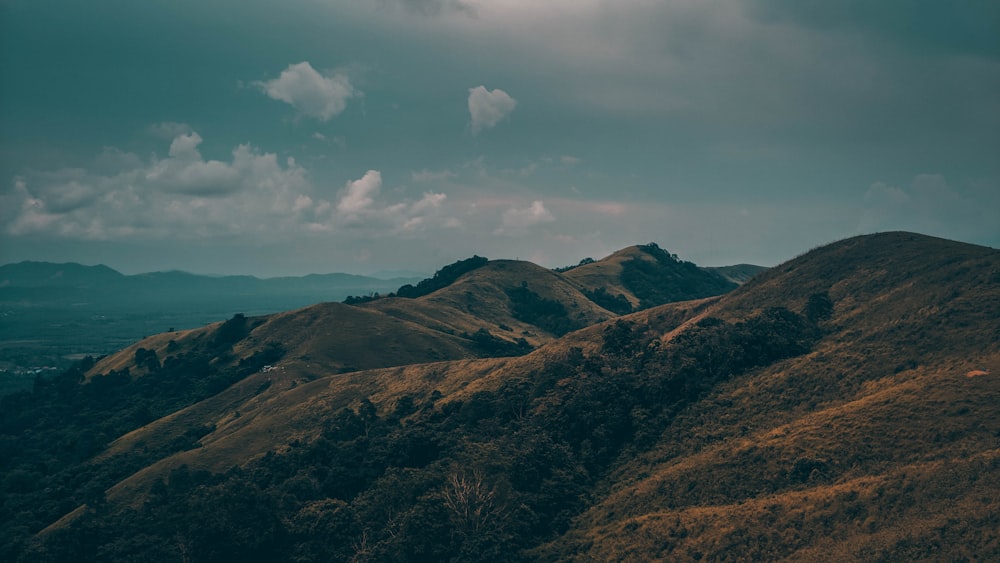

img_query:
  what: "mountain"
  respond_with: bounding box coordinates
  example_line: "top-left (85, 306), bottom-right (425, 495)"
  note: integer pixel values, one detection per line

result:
top-left (1, 232), bottom-right (997, 561)
top-left (0, 261), bottom-right (418, 297)
top-left (0, 261), bottom-right (124, 288)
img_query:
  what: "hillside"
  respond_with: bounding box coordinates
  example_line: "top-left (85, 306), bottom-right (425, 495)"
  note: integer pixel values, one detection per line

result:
top-left (366, 259), bottom-right (617, 343)
top-left (562, 243), bottom-right (742, 312)
top-left (1, 233), bottom-right (997, 561)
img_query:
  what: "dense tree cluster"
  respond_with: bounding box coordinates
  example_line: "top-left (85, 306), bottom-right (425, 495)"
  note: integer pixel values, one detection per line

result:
top-left (461, 328), bottom-right (533, 357)
top-left (505, 283), bottom-right (584, 337)
top-left (582, 287), bottom-right (633, 314)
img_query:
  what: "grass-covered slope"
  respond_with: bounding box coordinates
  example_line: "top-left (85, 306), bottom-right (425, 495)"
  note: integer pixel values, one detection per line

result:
top-left (543, 232), bottom-right (1000, 560)
top-left (3, 232), bottom-right (997, 562)
top-left (563, 243), bottom-right (741, 312)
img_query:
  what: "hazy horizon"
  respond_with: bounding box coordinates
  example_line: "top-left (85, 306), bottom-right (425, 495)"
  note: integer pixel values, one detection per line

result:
top-left (2, 1), bottom-right (998, 277)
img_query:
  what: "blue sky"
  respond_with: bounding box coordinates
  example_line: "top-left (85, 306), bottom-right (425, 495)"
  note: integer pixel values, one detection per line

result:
top-left (1, 0), bottom-right (998, 276)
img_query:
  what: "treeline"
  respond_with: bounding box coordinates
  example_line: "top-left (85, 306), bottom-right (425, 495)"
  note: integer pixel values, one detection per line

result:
top-left (13, 304), bottom-right (825, 561)
top-left (345, 256), bottom-right (489, 304)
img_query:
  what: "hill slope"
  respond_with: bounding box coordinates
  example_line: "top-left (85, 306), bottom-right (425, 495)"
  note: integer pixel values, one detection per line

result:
top-left (2, 233), bottom-right (997, 561)
top-left (563, 243), bottom-right (741, 312)
top-left (543, 232), bottom-right (1000, 560)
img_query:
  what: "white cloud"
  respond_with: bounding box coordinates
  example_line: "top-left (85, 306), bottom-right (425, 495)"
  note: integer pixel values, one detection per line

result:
top-left (468, 85), bottom-right (516, 134)
top-left (332, 170), bottom-right (451, 234)
top-left (337, 170), bottom-right (382, 215)
top-left (168, 132), bottom-right (204, 160)
top-left (3, 131), bottom-right (314, 240)
top-left (2, 139), bottom-right (466, 243)
top-left (256, 62), bottom-right (359, 121)
top-left (495, 199), bottom-right (554, 235)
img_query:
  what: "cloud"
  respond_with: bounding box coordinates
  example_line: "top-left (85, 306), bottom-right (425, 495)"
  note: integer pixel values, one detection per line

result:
top-left (468, 86), bottom-right (516, 134)
top-left (1, 136), bottom-right (467, 244)
top-left (495, 200), bottom-right (554, 235)
top-left (256, 62), bottom-right (359, 121)
top-left (3, 131), bottom-right (312, 240)
top-left (168, 132), bottom-right (204, 160)
top-left (331, 170), bottom-right (450, 234)
top-left (337, 170), bottom-right (381, 215)
top-left (145, 132), bottom-right (243, 196)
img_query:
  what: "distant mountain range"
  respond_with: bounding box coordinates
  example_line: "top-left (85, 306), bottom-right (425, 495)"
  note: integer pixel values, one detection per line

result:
top-left (8, 234), bottom-right (997, 560)
top-left (0, 262), bottom-right (425, 391)
top-left (0, 261), bottom-right (422, 299)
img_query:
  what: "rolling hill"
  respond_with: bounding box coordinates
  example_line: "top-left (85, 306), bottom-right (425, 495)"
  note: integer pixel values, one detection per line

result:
top-left (1, 232), bottom-right (997, 562)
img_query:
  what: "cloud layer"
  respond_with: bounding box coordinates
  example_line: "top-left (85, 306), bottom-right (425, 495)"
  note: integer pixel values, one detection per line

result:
top-left (3, 132), bottom-right (467, 243)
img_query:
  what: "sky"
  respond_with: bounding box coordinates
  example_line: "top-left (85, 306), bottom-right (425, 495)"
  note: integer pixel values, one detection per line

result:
top-left (1, 0), bottom-right (998, 277)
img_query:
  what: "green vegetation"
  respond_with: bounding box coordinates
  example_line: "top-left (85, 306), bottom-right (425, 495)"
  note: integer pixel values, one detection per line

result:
top-left (505, 283), bottom-right (584, 336)
top-left (582, 287), bottom-right (633, 314)
top-left (461, 328), bottom-right (533, 356)
top-left (620, 243), bottom-right (737, 309)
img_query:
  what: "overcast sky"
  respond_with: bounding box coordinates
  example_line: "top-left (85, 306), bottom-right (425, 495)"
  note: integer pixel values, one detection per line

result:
top-left (2, 0), bottom-right (997, 276)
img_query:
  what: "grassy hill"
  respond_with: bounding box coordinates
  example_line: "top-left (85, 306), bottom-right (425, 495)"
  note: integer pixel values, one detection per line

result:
top-left (541, 232), bottom-right (1000, 560)
top-left (2, 232), bottom-right (997, 561)
top-left (563, 243), bottom-right (743, 312)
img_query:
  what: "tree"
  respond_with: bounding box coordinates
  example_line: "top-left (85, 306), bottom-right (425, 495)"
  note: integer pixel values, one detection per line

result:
top-left (805, 292), bottom-right (834, 323)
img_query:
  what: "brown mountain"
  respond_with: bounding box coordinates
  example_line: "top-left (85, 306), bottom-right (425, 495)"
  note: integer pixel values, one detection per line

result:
top-left (3, 232), bottom-right (997, 562)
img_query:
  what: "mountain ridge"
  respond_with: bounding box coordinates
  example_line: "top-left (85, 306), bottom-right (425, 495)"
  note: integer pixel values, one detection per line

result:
top-left (2, 232), bottom-right (997, 561)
